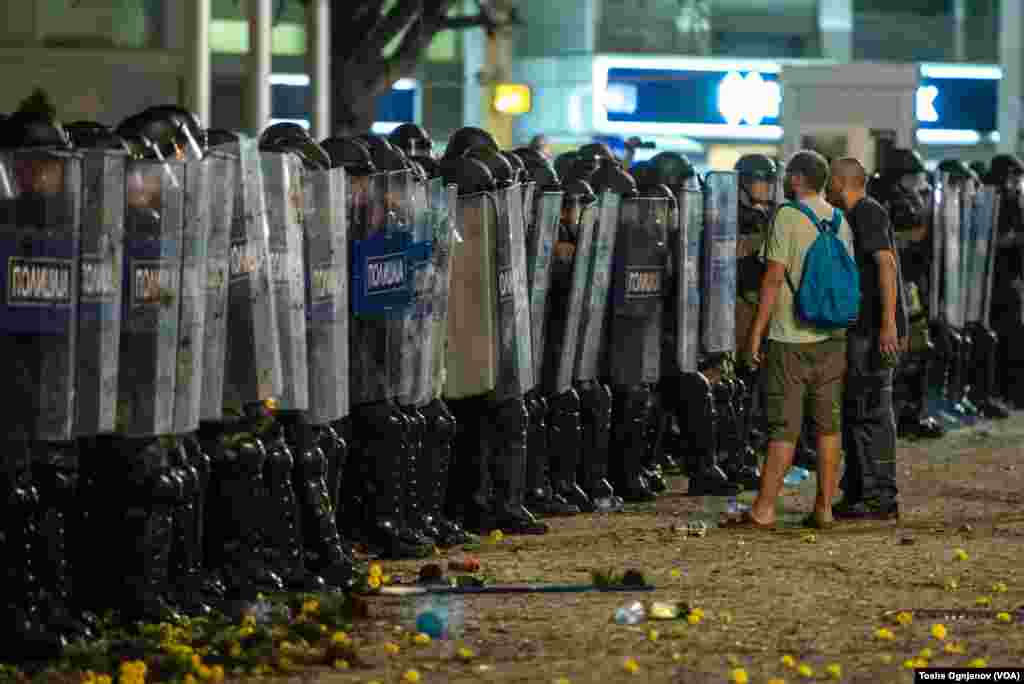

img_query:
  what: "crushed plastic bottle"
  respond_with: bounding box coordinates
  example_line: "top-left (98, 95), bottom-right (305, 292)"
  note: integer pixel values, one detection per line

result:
top-left (613, 601), bottom-right (647, 625)
top-left (784, 466), bottom-right (811, 486)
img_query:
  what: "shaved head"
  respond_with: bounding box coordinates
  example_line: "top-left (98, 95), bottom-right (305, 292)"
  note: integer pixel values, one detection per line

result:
top-left (831, 157), bottom-right (867, 188)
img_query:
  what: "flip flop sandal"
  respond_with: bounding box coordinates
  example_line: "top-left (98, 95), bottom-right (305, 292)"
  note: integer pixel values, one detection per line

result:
top-left (720, 512), bottom-right (776, 530)
top-left (801, 513), bottom-right (834, 530)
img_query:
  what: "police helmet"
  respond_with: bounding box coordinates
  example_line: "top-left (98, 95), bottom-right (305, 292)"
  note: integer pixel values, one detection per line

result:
top-left (569, 155), bottom-right (603, 184)
top-left (206, 129), bottom-right (240, 149)
top-left (987, 154), bottom-right (1024, 186)
top-left (563, 179), bottom-right (597, 204)
top-left (589, 161), bottom-right (637, 198)
top-left (554, 152), bottom-right (578, 184)
top-left (881, 148), bottom-right (927, 178)
top-left (649, 151), bottom-right (698, 189)
top-left (410, 154), bottom-right (441, 179)
top-left (440, 156), bottom-right (496, 196)
top-left (143, 105), bottom-right (207, 153)
top-left (517, 153), bottom-right (560, 191)
top-left (388, 123), bottom-right (433, 158)
top-left (464, 146), bottom-right (515, 187)
top-left (502, 151), bottom-right (528, 185)
top-left (443, 126), bottom-right (498, 160)
top-left (64, 121), bottom-right (126, 151)
top-left (357, 135), bottom-right (410, 172)
top-left (260, 125), bottom-right (331, 170)
top-left (320, 137), bottom-right (377, 175)
top-left (937, 159), bottom-right (978, 184)
top-left (0, 111), bottom-right (71, 149)
top-left (734, 153), bottom-right (777, 180)
top-left (578, 142), bottom-right (616, 161)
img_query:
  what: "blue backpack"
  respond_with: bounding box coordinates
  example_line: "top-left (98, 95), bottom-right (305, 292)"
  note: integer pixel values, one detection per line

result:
top-left (781, 201), bottom-right (861, 330)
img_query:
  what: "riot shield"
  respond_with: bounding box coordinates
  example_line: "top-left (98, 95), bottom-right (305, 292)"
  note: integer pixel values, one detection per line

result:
top-left (526, 190), bottom-right (562, 385)
top-left (574, 192), bottom-right (621, 383)
top-left (75, 149), bottom-right (125, 436)
top-left (929, 178), bottom-right (944, 322)
top-left (938, 175), bottom-right (964, 328)
top-left (522, 181), bottom-right (537, 242)
top-left (262, 151), bottom-right (309, 412)
top-left (425, 180), bottom-right (458, 401)
top-left (350, 173), bottom-right (404, 405)
top-left (0, 150), bottom-right (82, 442)
top-left (978, 188), bottom-right (1001, 329)
top-left (118, 158), bottom-right (184, 437)
top-left (541, 198), bottom-right (592, 397)
top-left (966, 187), bottom-right (998, 325)
top-left (223, 138), bottom-right (282, 408)
top-left (606, 196), bottom-right (669, 386)
top-left (701, 172), bottom-right (738, 354)
top-left (172, 157), bottom-right (213, 434)
top-left (494, 184), bottom-right (534, 399)
top-left (676, 189), bottom-right (703, 374)
top-left (303, 165), bottom-right (349, 425)
top-left (394, 171), bottom-right (432, 407)
top-left (199, 150), bottom-right (236, 422)
top-left (444, 192), bottom-right (498, 399)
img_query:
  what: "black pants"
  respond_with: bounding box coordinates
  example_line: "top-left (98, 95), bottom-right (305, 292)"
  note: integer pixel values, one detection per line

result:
top-left (841, 332), bottom-right (898, 503)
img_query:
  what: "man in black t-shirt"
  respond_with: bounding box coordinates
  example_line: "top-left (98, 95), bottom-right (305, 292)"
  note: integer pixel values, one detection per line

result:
top-left (827, 158), bottom-right (907, 520)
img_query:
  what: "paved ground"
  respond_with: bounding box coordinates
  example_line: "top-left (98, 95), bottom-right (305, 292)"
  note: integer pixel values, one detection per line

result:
top-left (318, 414), bottom-right (1024, 684)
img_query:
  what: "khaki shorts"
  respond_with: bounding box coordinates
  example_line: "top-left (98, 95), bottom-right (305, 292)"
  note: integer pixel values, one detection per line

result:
top-left (764, 338), bottom-right (847, 444)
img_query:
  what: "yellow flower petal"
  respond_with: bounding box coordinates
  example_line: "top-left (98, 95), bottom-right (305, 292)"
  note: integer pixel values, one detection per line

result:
top-left (719, 611), bottom-right (733, 624)
top-left (896, 611), bottom-right (913, 626)
top-left (184, 675), bottom-right (197, 684)
top-left (623, 657), bottom-right (640, 674)
top-left (730, 668), bottom-right (749, 684)
top-left (726, 655), bottom-right (740, 667)
top-left (263, 397), bottom-right (277, 411)
top-left (930, 623), bottom-right (947, 640)
top-left (402, 669), bottom-right (421, 683)
top-left (302, 599), bottom-right (319, 614)
top-left (879, 654), bottom-right (893, 665)
top-left (457, 647), bottom-right (475, 660)
top-left (490, 530), bottom-right (504, 543)
top-left (943, 642), bottom-right (965, 655)
top-left (384, 641), bottom-right (401, 655)
top-left (670, 569), bottom-right (682, 579)
top-left (996, 612), bottom-right (1012, 623)
top-left (414, 632), bottom-right (432, 645)
top-left (382, 575), bottom-right (392, 584)
top-left (97, 676), bottom-right (112, 684)
top-left (781, 655), bottom-right (797, 669)
top-left (210, 666), bottom-right (224, 684)
top-left (919, 648), bottom-right (933, 659)
top-left (768, 680), bottom-right (786, 684)
top-left (826, 663), bottom-right (841, 679)
top-left (394, 625), bottom-right (405, 633)
top-left (368, 575), bottom-right (382, 589)
top-left (672, 653), bottom-right (683, 662)
top-left (797, 663), bottom-right (813, 678)
top-left (369, 563), bottom-right (383, 578)
top-left (969, 658), bottom-right (988, 668)
top-left (332, 660), bottom-right (349, 670)
top-left (554, 679), bottom-right (571, 684)
top-left (875, 627), bottom-right (896, 641)
top-left (976, 596), bottom-right (992, 606)
top-left (903, 659), bottom-right (916, 670)
top-left (953, 548), bottom-right (969, 561)
top-left (331, 631), bottom-right (351, 646)
top-left (647, 629), bottom-right (659, 642)
top-left (687, 613), bottom-right (702, 625)
top-left (945, 578), bottom-right (960, 591)
top-left (993, 581), bottom-right (1009, 593)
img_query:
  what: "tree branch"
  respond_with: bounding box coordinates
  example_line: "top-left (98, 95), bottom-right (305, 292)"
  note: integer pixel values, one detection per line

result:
top-left (359, 0), bottom-right (426, 64)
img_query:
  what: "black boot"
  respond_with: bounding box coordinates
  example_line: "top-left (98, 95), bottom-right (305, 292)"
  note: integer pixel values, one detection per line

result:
top-left (641, 388), bottom-right (669, 494)
top-left (182, 434), bottom-right (227, 602)
top-left (715, 379), bottom-right (760, 490)
top-left (354, 401), bottom-right (433, 559)
top-left (912, 348), bottom-right (947, 438)
top-left (610, 384), bottom-right (657, 502)
top-left (316, 423), bottom-right (359, 563)
top-left (968, 324), bottom-right (1011, 418)
top-left (402, 405), bottom-right (441, 542)
top-left (0, 443), bottom-right (67, 661)
top-left (489, 398), bottom-right (549, 534)
top-left (168, 441), bottom-right (213, 617)
top-left (678, 373), bottom-right (740, 496)
top-left (546, 389), bottom-right (589, 513)
top-left (524, 392), bottom-right (579, 516)
top-left (420, 399), bottom-right (477, 546)
top-left (205, 424), bottom-right (284, 599)
top-left (31, 443), bottom-right (93, 641)
top-left (287, 423), bottom-right (355, 591)
top-left (576, 381), bottom-right (624, 511)
top-left (445, 397), bottom-right (496, 533)
top-left (263, 414), bottom-right (326, 592)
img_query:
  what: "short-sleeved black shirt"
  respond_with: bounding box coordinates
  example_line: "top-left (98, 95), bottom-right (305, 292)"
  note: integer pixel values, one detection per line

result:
top-left (847, 196), bottom-right (908, 338)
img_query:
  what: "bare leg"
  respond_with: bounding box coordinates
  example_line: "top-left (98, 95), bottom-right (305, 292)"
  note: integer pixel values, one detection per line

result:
top-left (814, 432), bottom-right (841, 523)
top-left (749, 440), bottom-right (795, 525)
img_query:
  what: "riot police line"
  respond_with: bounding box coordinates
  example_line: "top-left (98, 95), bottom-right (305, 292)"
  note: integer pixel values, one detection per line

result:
top-left (0, 99), bottom-right (1018, 658)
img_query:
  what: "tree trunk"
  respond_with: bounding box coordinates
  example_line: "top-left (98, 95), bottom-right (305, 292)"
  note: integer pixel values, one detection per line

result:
top-left (329, 80), bottom-right (379, 138)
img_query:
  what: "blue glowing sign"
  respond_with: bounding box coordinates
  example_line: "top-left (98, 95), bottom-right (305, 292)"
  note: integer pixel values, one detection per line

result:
top-left (270, 81), bottom-right (417, 125)
top-left (915, 78), bottom-right (997, 132)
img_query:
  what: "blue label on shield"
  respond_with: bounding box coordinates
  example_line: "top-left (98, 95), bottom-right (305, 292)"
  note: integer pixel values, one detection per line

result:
top-left (79, 255), bottom-right (119, 323)
top-left (625, 266), bottom-right (664, 299)
top-left (306, 260), bottom-right (339, 323)
top-left (0, 237), bottom-right (75, 335)
top-left (351, 231), bottom-right (424, 318)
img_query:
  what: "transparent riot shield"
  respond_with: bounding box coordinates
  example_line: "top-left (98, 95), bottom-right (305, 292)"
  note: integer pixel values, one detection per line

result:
top-left (978, 188), bottom-right (1001, 329)
top-left (75, 149), bottom-right (125, 436)
top-left (350, 173), bottom-right (405, 405)
top-left (494, 184), bottom-right (534, 400)
top-left (701, 171), bottom-right (738, 354)
top-left (676, 189), bottom-right (704, 374)
top-left (606, 196), bottom-right (669, 386)
top-left (118, 158), bottom-right (184, 437)
top-left (428, 180), bottom-right (458, 401)
top-left (525, 190), bottom-right (563, 384)
top-left (397, 174), bottom-right (433, 408)
top-left (223, 138), bottom-right (282, 408)
top-left (303, 165), bottom-right (349, 425)
top-left (0, 150), bottom-right (82, 441)
top-left (444, 192), bottom-right (499, 399)
top-left (382, 169), bottom-right (421, 404)
top-left (522, 181), bottom-right (537, 242)
top-left (966, 187), bottom-right (999, 325)
top-left (262, 151), bottom-right (309, 412)
top-left (938, 176), bottom-right (964, 328)
top-left (199, 150), bottom-right (236, 422)
top-left (172, 157), bottom-right (213, 434)
top-left (574, 191), bottom-right (621, 383)
top-left (929, 178), bottom-right (944, 322)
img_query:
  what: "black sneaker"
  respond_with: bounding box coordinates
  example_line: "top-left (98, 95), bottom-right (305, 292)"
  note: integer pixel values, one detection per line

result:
top-left (834, 498), bottom-right (899, 521)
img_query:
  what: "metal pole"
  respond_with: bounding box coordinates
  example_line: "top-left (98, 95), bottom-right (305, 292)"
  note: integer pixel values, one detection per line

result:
top-left (308, 0), bottom-right (330, 140)
top-left (186, 0), bottom-right (211, 127)
top-left (953, 0), bottom-right (967, 62)
top-left (999, 0), bottom-right (1021, 154)
top-left (248, 0), bottom-right (272, 136)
